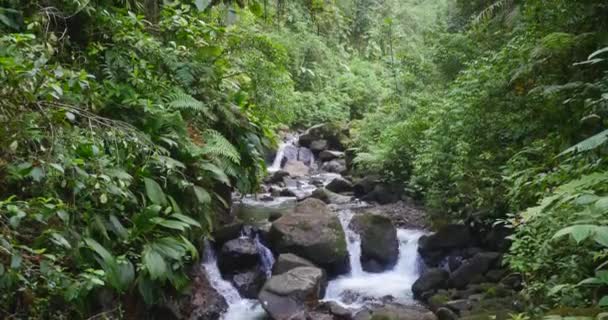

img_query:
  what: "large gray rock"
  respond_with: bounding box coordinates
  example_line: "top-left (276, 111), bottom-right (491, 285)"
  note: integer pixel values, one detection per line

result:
top-left (269, 199), bottom-right (349, 276)
top-left (350, 214), bottom-right (399, 272)
top-left (282, 145), bottom-right (299, 164)
top-left (266, 170), bottom-right (290, 184)
top-left (273, 254), bottom-right (316, 275)
top-left (212, 221), bottom-right (243, 247)
top-left (448, 252), bottom-right (502, 289)
top-left (360, 184), bottom-right (400, 204)
top-left (418, 224), bottom-right (473, 252)
top-left (321, 159), bottom-right (347, 174)
top-left (258, 267), bottom-right (327, 320)
top-left (356, 304), bottom-right (437, 320)
top-left (218, 238), bottom-right (259, 274)
top-left (310, 139), bottom-right (329, 153)
top-left (412, 268), bottom-right (449, 299)
top-left (283, 160), bottom-right (310, 177)
top-left (232, 267), bottom-right (266, 299)
top-left (326, 177), bottom-right (353, 193)
top-left (311, 188), bottom-right (352, 205)
top-left (319, 150), bottom-right (345, 162)
top-left (298, 123), bottom-right (349, 151)
top-left (353, 176), bottom-right (380, 198)
top-left (234, 197), bottom-right (297, 223)
top-left (298, 147), bottom-right (314, 166)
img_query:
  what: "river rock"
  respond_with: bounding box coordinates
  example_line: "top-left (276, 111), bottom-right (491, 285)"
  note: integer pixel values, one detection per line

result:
top-left (319, 150), bottom-right (345, 162)
top-left (212, 221), bottom-right (243, 247)
top-left (412, 268), bottom-right (449, 299)
top-left (360, 184), bottom-right (400, 204)
top-left (298, 147), bottom-right (315, 166)
top-left (448, 252), bottom-right (502, 289)
top-left (321, 159), bottom-right (347, 174)
top-left (299, 123), bottom-right (349, 151)
top-left (418, 224), bottom-right (474, 266)
top-left (273, 253), bottom-right (316, 275)
top-left (266, 170), bottom-right (290, 184)
top-left (326, 177), bottom-right (353, 193)
top-left (269, 198), bottom-right (349, 276)
top-left (234, 197), bottom-right (297, 223)
top-left (163, 267), bottom-right (228, 320)
top-left (283, 160), bottom-right (310, 177)
top-left (282, 145), bottom-right (299, 164)
top-left (358, 304), bottom-right (437, 320)
top-left (232, 267), bottom-right (266, 299)
top-left (436, 307), bottom-right (458, 320)
top-left (353, 175), bottom-right (380, 198)
top-left (310, 139), bottom-right (329, 153)
top-left (218, 238), bottom-right (259, 274)
top-left (311, 188), bottom-right (352, 205)
top-left (258, 266), bottom-right (327, 320)
top-left (350, 214), bottom-right (399, 272)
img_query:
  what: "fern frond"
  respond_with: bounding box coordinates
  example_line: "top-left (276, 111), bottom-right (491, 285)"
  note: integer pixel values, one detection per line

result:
top-left (165, 91), bottom-right (217, 121)
top-left (473, 0), bottom-right (514, 25)
top-left (201, 129), bottom-right (241, 164)
top-left (559, 129), bottom-right (608, 157)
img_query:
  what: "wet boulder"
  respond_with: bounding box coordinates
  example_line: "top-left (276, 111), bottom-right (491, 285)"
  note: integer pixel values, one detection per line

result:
top-left (353, 176), bottom-right (380, 198)
top-left (310, 139), bottom-right (329, 153)
top-left (360, 184), bottom-right (400, 204)
top-left (283, 160), bottom-right (310, 177)
top-left (273, 253), bottom-right (316, 275)
top-left (299, 123), bottom-right (349, 151)
top-left (359, 304), bottom-right (437, 320)
top-left (418, 224), bottom-right (474, 252)
top-left (212, 221), bottom-right (243, 247)
top-left (269, 199), bottom-right (349, 276)
top-left (298, 147), bottom-right (315, 166)
top-left (234, 197), bottom-right (297, 223)
top-left (412, 268), bottom-right (450, 299)
top-left (232, 267), bottom-right (267, 299)
top-left (282, 145), bottom-right (299, 164)
top-left (265, 170), bottom-right (290, 184)
top-left (321, 159), bottom-right (347, 174)
top-left (319, 150), bottom-right (345, 162)
top-left (350, 214), bottom-right (399, 272)
top-left (448, 252), bottom-right (502, 289)
top-left (218, 238), bottom-right (259, 274)
top-left (258, 266), bottom-right (327, 320)
top-left (326, 177), bottom-right (353, 193)
top-left (311, 188), bottom-right (352, 205)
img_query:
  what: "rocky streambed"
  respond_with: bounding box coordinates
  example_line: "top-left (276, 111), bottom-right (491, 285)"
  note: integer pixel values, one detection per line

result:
top-left (163, 124), bottom-right (524, 320)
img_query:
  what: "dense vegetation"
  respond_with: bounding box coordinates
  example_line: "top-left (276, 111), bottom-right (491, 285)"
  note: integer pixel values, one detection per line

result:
top-left (1, 0), bottom-right (608, 318)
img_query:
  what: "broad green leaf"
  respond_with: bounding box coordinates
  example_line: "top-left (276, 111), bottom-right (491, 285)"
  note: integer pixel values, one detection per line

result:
top-left (51, 233), bottom-right (72, 249)
top-left (599, 295), bottom-right (608, 307)
top-left (202, 163), bottom-right (231, 186)
top-left (171, 213), bottom-right (201, 228)
top-left (143, 247), bottom-right (167, 280)
top-left (109, 215), bottom-right (128, 239)
top-left (144, 178), bottom-right (167, 206)
top-left (30, 166), bottom-right (45, 182)
top-left (193, 186), bottom-right (211, 204)
top-left (151, 217), bottom-right (189, 231)
top-left (84, 238), bottom-right (115, 265)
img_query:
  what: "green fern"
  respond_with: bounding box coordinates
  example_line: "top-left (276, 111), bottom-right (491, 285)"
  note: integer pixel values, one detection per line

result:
top-left (559, 129), bottom-right (608, 156)
top-left (201, 129), bottom-right (241, 164)
top-left (165, 91), bottom-right (217, 121)
top-left (473, 0), bottom-right (515, 25)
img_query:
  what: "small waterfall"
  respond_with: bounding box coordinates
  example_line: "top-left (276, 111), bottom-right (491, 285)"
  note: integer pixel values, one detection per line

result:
top-left (202, 241), bottom-right (267, 320)
top-left (254, 234), bottom-right (275, 277)
top-left (268, 136), bottom-right (298, 172)
top-left (325, 209), bottom-right (426, 307)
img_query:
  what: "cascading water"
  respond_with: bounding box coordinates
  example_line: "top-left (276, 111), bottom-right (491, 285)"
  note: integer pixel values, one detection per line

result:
top-left (203, 132), bottom-right (427, 319)
top-left (325, 208), bottom-right (426, 308)
top-left (202, 241), bottom-right (268, 320)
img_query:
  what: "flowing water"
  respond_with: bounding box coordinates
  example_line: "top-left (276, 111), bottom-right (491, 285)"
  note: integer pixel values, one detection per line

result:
top-left (203, 136), bottom-right (426, 318)
top-left (202, 241), bottom-right (267, 320)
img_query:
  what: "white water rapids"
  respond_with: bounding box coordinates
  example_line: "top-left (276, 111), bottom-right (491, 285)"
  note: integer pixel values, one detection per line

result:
top-left (324, 208), bottom-right (425, 307)
top-left (202, 136), bottom-right (426, 319)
